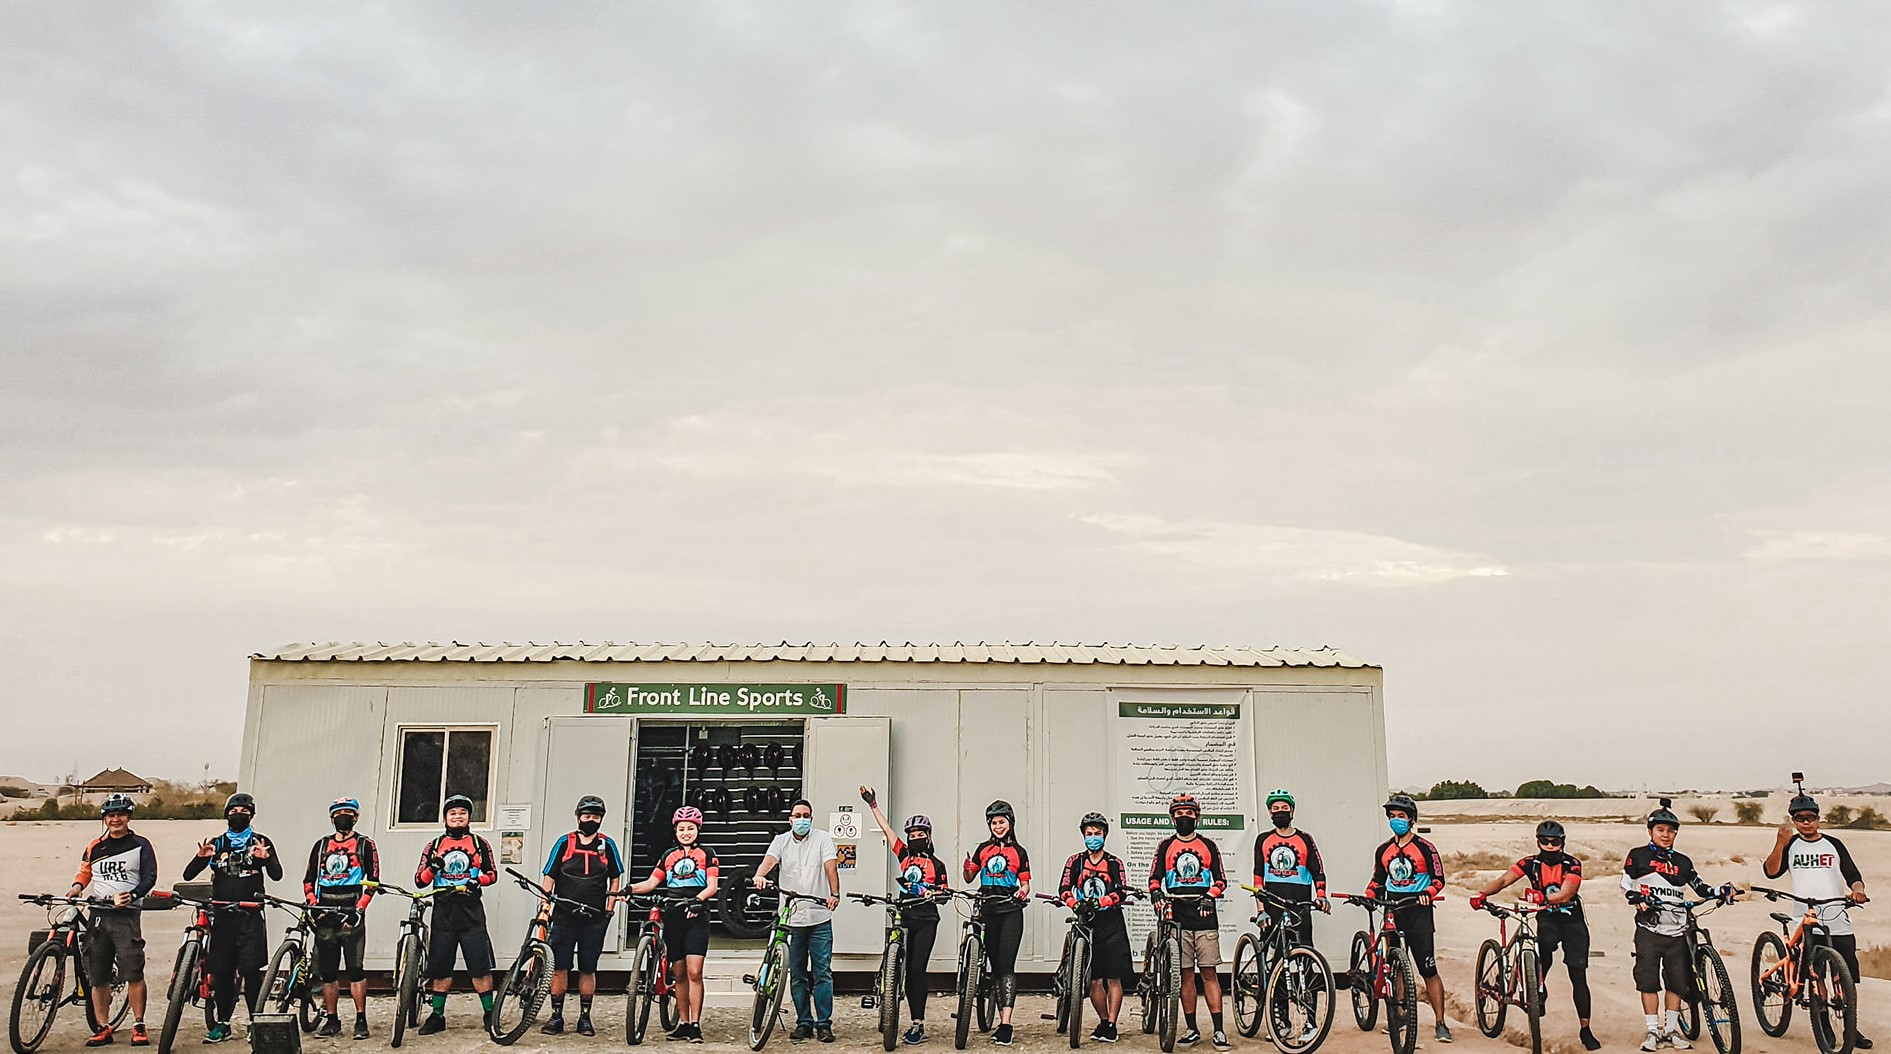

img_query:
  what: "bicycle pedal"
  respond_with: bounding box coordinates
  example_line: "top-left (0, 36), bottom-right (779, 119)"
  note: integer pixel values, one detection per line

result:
top-left (743, 974), bottom-right (758, 985)
top-left (861, 996), bottom-right (878, 1009)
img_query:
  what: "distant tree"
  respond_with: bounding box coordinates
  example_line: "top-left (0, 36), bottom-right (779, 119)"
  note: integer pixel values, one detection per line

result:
top-left (1515, 780), bottom-right (1607, 799)
top-left (1734, 801), bottom-right (1766, 824)
top-left (1827, 805), bottom-right (1858, 827)
top-left (1687, 805), bottom-right (1720, 824)
top-left (1424, 780), bottom-right (1488, 801)
top-left (1849, 807), bottom-right (1891, 831)
top-left (36, 798), bottom-right (61, 820)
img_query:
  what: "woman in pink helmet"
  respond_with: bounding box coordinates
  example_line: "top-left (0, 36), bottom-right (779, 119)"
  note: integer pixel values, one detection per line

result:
top-left (629, 806), bottom-right (719, 1042)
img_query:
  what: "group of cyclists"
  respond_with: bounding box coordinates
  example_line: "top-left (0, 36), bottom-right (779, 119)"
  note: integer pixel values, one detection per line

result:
top-left (50, 780), bottom-right (1875, 1054)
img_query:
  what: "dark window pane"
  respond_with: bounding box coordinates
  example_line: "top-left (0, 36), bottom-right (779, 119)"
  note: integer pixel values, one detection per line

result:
top-left (445, 730), bottom-right (493, 823)
top-left (397, 731), bottom-right (445, 825)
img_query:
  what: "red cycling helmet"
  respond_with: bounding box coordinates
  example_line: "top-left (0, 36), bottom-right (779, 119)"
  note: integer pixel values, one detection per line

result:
top-left (1168, 793), bottom-right (1200, 816)
top-left (672, 806), bottom-right (704, 825)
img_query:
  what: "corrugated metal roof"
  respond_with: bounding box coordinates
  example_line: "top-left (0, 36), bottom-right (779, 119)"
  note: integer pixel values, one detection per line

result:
top-left (251, 642), bottom-right (1375, 668)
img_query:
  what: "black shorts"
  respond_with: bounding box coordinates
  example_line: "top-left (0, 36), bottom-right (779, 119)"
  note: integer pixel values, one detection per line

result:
top-left (85, 911), bottom-right (145, 986)
top-left (315, 920), bottom-right (367, 984)
top-left (428, 925), bottom-right (496, 979)
top-left (549, 916), bottom-right (611, 973)
top-left (1088, 913), bottom-right (1136, 982)
top-left (207, 909), bottom-right (269, 977)
top-left (1538, 914), bottom-right (1589, 971)
top-left (1391, 905), bottom-right (1437, 980)
top-left (1633, 928), bottom-right (1692, 997)
top-left (663, 909), bottom-right (711, 959)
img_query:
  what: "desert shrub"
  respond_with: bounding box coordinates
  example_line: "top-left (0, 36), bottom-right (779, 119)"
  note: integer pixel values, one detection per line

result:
top-left (1445, 851), bottom-right (1519, 872)
top-left (1515, 780), bottom-right (1606, 799)
top-left (1687, 805), bottom-right (1720, 824)
top-left (1827, 805), bottom-right (1857, 827)
top-left (1424, 780), bottom-right (1488, 801)
top-left (1733, 801), bottom-right (1765, 824)
top-left (1846, 807), bottom-right (1891, 831)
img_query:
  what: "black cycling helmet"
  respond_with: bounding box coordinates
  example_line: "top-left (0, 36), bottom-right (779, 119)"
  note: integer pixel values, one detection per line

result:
top-left (224, 792), bottom-right (257, 816)
top-left (1788, 792), bottom-right (1820, 818)
top-left (442, 794), bottom-right (474, 817)
top-left (1079, 811), bottom-right (1110, 834)
top-left (1646, 797), bottom-right (1680, 829)
top-left (1535, 820), bottom-right (1566, 841)
top-left (575, 795), bottom-right (607, 818)
top-left (1383, 793), bottom-right (1419, 819)
top-left (985, 800), bottom-right (1015, 822)
top-left (101, 794), bottom-right (135, 817)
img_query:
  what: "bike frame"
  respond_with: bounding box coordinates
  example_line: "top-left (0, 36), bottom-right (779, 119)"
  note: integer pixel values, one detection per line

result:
top-left (1488, 902), bottom-right (1544, 1010)
top-left (1347, 895), bottom-right (1416, 1002)
top-left (1754, 891), bottom-right (1848, 1004)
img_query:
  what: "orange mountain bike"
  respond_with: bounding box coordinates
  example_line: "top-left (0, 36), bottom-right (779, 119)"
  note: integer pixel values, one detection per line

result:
top-left (1750, 886), bottom-right (1859, 1054)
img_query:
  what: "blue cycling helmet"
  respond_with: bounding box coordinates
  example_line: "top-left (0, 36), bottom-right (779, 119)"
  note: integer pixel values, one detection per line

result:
top-left (329, 797), bottom-right (361, 816)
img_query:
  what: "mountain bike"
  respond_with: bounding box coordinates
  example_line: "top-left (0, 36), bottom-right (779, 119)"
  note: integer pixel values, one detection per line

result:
top-left (1627, 887), bottom-right (1742, 1054)
top-left (1339, 893), bottom-right (1422, 1054)
top-left (938, 889), bottom-right (1020, 1051)
top-left (623, 892), bottom-right (696, 1045)
top-left (488, 868), bottom-right (603, 1044)
top-left (157, 884), bottom-right (263, 1054)
top-left (1471, 898), bottom-right (1545, 1054)
top-left (853, 891), bottom-right (945, 1052)
top-left (1231, 885), bottom-right (1334, 1054)
top-left (1138, 892), bottom-right (1208, 1054)
top-left (1039, 890), bottom-right (1146, 1050)
top-left (742, 887), bottom-right (828, 1052)
top-left (1751, 886), bottom-right (1857, 1054)
top-left (365, 881), bottom-right (446, 1049)
top-left (9, 893), bottom-right (145, 1054)
top-left (258, 896), bottom-right (360, 1035)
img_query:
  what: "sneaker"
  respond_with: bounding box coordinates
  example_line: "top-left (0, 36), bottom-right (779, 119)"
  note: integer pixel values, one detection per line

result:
top-left (352, 1019), bottom-right (370, 1042)
top-left (669, 1024), bottom-right (693, 1042)
top-left (1640, 1029), bottom-right (1663, 1052)
top-left (1665, 1031), bottom-right (1691, 1051)
top-left (320, 1016), bottom-right (343, 1038)
top-left (483, 1008), bottom-right (495, 1033)
top-left (86, 1028), bottom-right (115, 1048)
top-left (993, 1024), bottom-right (1014, 1046)
top-left (1301, 1023), bottom-right (1321, 1044)
top-left (1100, 1022), bottom-right (1119, 1044)
top-left (1857, 1038), bottom-right (1874, 1052)
top-left (203, 1024), bottom-right (232, 1045)
top-left (542, 1015), bottom-right (565, 1036)
top-left (576, 1015), bottom-right (595, 1038)
top-left (1580, 1027), bottom-right (1601, 1051)
top-left (817, 1025), bottom-right (835, 1044)
top-left (1212, 1031), bottom-right (1230, 1050)
top-left (1179, 1030), bottom-right (1201, 1047)
top-left (1435, 1022), bottom-right (1453, 1044)
top-left (131, 1025), bottom-right (149, 1048)
top-left (418, 1016), bottom-right (446, 1036)
top-left (904, 1025), bottom-right (927, 1045)
top-left (1091, 1023), bottom-right (1110, 1042)
top-left (791, 1024), bottom-right (816, 1043)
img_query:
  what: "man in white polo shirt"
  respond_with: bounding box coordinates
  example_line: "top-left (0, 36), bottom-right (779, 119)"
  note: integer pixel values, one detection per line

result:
top-left (1764, 785), bottom-right (1872, 1049)
top-left (755, 798), bottom-right (842, 1043)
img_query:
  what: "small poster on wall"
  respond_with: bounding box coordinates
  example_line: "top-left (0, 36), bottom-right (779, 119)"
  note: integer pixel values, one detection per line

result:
top-left (837, 844), bottom-right (857, 871)
top-left (500, 832), bottom-right (526, 865)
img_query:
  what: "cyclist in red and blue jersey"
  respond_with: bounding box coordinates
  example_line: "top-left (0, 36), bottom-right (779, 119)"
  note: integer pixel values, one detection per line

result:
top-left (862, 786), bottom-right (948, 1046)
top-left (302, 797), bottom-right (379, 1040)
top-left (1252, 789), bottom-right (1329, 947)
top-left (1364, 794), bottom-right (1451, 1044)
top-left (629, 806), bottom-right (719, 1042)
top-left (413, 794), bottom-right (499, 1035)
top-left (1147, 794), bottom-right (1229, 1050)
top-left (538, 795), bottom-right (625, 1037)
top-left (1060, 812), bottom-right (1134, 1044)
top-left (962, 800), bottom-right (1031, 1046)
top-left (1470, 820), bottom-right (1598, 1051)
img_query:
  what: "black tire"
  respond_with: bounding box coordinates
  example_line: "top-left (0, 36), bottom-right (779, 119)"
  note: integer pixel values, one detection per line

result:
top-left (259, 941), bottom-right (301, 1021)
top-left (1386, 946), bottom-right (1418, 1054)
top-left (158, 939), bottom-right (200, 1054)
top-left (1139, 933), bottom-right (1160, 1036)
top-left (1266, 945), bottom-right (1336, 1054)
top-left (489, 942), bottom-right (551, 1045)
top-left (1053, 932), bottom-right (1073, 1037)
top-left (297, 948), bottom-right (322, 1035)
top-left (955, 934), bottom-right (982, 1050)
top-left (1472, 939), bottom-right (1505, 1039)
top-left (1808, 945), bottom-right (1856, 1054)
top-left (1157, 934), bottom-right (1181, 1054)
top-left (880, 939), bottom-right (903, 1052)
top-left (626, 936), bottom-right (657, 1045)
top-left (748, 939), bottom-right (787, 1052)
top-left (1750, 931), bottom-right (1790, 1038)
top-left (1697, 944), bottom-right (1741, 1054)
top-left (720, 876), bottom-right (778, 941)
top-left (1518, 945), bottom-right (1542, 1054)
top-left (390, 933), bottom-right (422, 1049)
top-left (659, 952), bottom-right (679, 1035)
top-left (1065, 934), bottom-right (1089, 1051)
top-left (1349, 932), bottom-right (1378, 1033)
top-left (1232, 934), bottom-right (1264, 1039)
top-left (10, 941), bottom-right (65, 1054)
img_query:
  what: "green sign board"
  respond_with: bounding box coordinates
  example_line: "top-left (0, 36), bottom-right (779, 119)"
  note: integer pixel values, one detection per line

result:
top-left (1117, 700), bottom-right (1241, 720)
top-left (1119, 812), bottom-right (1246, 832)
top-left (585, 683), bottom-right (847, 717)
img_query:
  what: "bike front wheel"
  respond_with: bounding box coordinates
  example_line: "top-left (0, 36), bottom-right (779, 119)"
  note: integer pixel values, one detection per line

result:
top-left (1064, 933), bottom-right (1090, 1050)
top-left (1348, 932), bottom-right (1379, 1033)
top-left (9, 940), bottom-right (65, 1054)
top-left (1472, 939), bottom-right (1505, 1039)
top-left (1695, 943), bottom-right (1741, 1054)
top-left (1385, 945), bottom-right (1418, 1054)
top-left (1138, 932), bottom-right (1160, 1037)
top-left (748, 938), bottom-right (788, 1052)
top-left (1808, 945), bottom-right (1856, 1054)
top-left (879, 939), bottom-right (904, 1052)
top-left (1231, 933), bottom-right (1264, 1039)
top-left (1517, 945), bottom-right (1541, 1054)
top-left (956, 934), bottom-right (983, 1051)
top-left (626, 936), bottom-right (657, 1046)
top-left (1750, 931), bottom-right (1790, 1038)
top-left (157, 939), bottom-right (200, 1054)
top-left (1157, 934), bottom-right (1181, 1054)
top-left (390, 933), bottom-right (422, 1049)
top-left (1265, 944), bottom-right (1336, 1054)
top-left (489, 941), bottom-right (551, 1044)
top-left (259, 940), bottom-right (301, 1020)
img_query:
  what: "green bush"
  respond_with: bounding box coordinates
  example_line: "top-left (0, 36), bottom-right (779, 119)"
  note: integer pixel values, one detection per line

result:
top-left (1827, 805), bottom-right (1858, 827)
top-left (1515, 780), bottom-right (1606, 799)
top-left (1687, 804), bottom-right (1720, 824)
top-left (1423, 780), bottom-right (1489, 801)
top-left (1734, 801), bottom-right (1765, 824)
top-left (1847, 807), bottom-right (1891, 831)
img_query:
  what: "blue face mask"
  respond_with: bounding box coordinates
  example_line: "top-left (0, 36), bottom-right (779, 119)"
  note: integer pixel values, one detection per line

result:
top-left (1084, 835), bottom-right (1105, 852)
top-left (791, 817), bottom-right (813, 837)
top-left (1388, 817), bottom-right (1412, 837)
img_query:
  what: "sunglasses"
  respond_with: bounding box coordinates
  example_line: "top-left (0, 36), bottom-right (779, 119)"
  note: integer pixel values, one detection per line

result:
top-left (1791, 813), bottom-right (1820, 822)
top-left (1537, 837), bottom-right (1564, 846)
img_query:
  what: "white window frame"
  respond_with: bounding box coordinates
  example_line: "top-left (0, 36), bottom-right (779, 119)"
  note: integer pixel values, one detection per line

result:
top-left (390, 724), bottom-right (500, 830)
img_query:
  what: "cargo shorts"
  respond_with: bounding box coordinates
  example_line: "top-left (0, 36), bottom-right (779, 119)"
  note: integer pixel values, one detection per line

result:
top-left (1177, 928), bottom-right (1222, 970)
top-left (85, 911), bottom-right (145, 986)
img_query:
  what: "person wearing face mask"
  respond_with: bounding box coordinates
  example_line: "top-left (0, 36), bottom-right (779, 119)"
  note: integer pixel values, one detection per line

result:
top-left (1253, 789), bottom-right (1329, 949)
top-left (181, 792), bottom-right (283, 1043)
top-left (1059, 812), bottom-right (1133, 1044)
top-left (756, 799), bottom-right (843, 1043)
top-left (1363, 794), bottom-right (1450, 1044)
top-left (414, 794), bottom-right (499, 1035)
top-left (539, 795), bottom-right (625, 1037)
top-left (962, 800), bottom-right (1031, 1046)
top-left (1622, 799), bottom-right (1734, 1053)
top-left (1147, 794), bottom-right (1229, 1050)
top-left (629, 806), bottom-right (720, 1042)
top-left (861, 786), bottom-right (947, 1046)
top-left (1470, 820), bottom-right (1598, 1051)
top-left (303, 797), bottom-right (380, 1040)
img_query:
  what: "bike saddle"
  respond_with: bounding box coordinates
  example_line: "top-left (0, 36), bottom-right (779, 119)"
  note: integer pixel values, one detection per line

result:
top-left (1769, 912), bottom-right (1795, 926)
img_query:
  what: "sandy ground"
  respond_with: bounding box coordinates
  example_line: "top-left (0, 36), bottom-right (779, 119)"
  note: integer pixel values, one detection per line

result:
top-left (4, 819), bottom-right (1885, 1054)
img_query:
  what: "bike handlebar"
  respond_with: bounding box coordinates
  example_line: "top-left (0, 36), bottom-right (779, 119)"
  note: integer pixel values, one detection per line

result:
top-left (503, 867), bottom-right (606, 916)
top-left (19, 893), bottom-right (116, 908)
top-left (363, 881), bottom-right (447, 901)
top-left (1751, 886), bottom-right (1862, 907)
top-left (1337, 892), bottom-right (1434, 910)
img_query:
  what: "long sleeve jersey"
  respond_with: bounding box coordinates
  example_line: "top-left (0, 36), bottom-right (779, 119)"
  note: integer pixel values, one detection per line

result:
top-left (1364, 836), bottom-right (1444, 901)
top-left (181, 828), bottom-right (283, 907)
top-left (1148, 834), bottom-right (1226, 931)
top-left (1059, 850), bottom-right (1131, 912)
top-left (1254, 829), bottom-right (1327, 900)
top-left (1764, 833), bottom-right (1863, 936)
top-left (416, 831), bottom-right (498, 930)
top-left (74, 831), bottom-right (158, 914)
top-left (305, 832), bottom-right (380, 911)
top-left (1620, 843), bottom-right (1717, 937)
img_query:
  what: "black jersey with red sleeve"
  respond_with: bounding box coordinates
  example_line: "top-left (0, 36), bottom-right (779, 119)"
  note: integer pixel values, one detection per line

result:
top-left (1254, 830), bottom-right (1327, 900)
top-left (891, 837), bottom-right (948, 923)
top-left (1060, 851), bottom-right (1130, 913)
top-left (415, 832), bottom-right (497, 930)
top-left (1363, 836), bottom-right (1444, 901)
top-left (1509, 851), bottom-right (1584, 917)
top-left (1148, 834), bottom-right (1226, 931)
top-left (305, 832), bottom-right (379, 911)
top-left (970, 839), bottom-right (1030, 914)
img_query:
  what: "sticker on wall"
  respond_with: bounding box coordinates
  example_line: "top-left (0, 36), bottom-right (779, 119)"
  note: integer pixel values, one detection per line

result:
top-left (496, 804), bottom-right (532, 830)
top-left (829, 812), bottom-right (860, 840)
top-left (499, 832), bottom-right (525, 865)
top-left (837, 844), bottom-right (857, 871)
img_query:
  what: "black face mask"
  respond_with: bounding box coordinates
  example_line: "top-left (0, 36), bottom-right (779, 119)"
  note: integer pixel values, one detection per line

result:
top-left (577, 820), bottom-right (601, 837)
top-left (227, 814), bottom-right (252, 832)
top-left (1271, 812), bottom-right (1294, 829)
top-left (333, 816), bottom-right (356, 834)
top-left (1174, 817), bottom-right (1197, 837)
top-left (907, 837), bottom-right (931, 855)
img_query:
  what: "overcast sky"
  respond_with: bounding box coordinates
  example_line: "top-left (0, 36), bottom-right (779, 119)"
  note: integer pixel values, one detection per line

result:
top-left (5, 2), bottom-right (1889, 793)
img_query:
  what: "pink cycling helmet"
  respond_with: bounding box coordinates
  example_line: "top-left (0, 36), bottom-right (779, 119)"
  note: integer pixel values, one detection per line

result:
top-left (672, 806), bottom-right (704, 825)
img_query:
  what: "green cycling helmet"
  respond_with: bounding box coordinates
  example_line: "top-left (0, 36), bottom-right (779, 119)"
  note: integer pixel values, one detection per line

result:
top-left (1265, 788), bottom-right (1295, 809)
